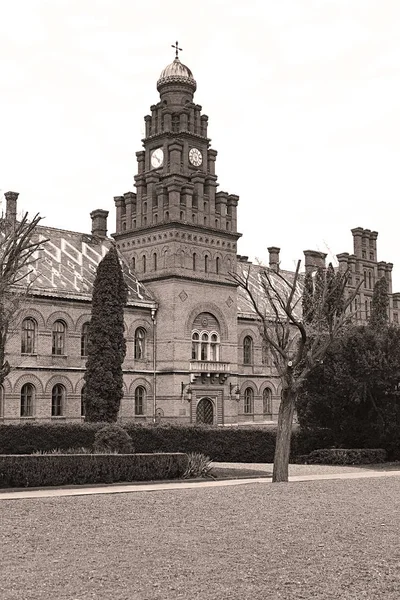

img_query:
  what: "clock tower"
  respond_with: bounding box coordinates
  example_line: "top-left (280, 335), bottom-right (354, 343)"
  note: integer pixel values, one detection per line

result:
top-left (113, 48), bottom-right (241, 424)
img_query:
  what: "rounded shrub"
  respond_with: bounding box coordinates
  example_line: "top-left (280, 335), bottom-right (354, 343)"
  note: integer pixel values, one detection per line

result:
top-left (93, 424), bottom-right (134, 454)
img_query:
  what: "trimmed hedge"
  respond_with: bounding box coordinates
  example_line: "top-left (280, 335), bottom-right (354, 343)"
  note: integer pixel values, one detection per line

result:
top-left (0, 422), bottom-right (278, 462)
top-left (0, 452), bottom-right (188, 488)
top-left (297, 448), bottom-right (387, 465)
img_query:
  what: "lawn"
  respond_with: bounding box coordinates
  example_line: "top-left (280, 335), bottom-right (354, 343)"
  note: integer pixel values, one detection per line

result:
top-left (1, 477), bottom-right (400, 600)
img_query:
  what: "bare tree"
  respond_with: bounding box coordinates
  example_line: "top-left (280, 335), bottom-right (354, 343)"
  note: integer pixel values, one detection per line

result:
top-left (231, 261), bottom-right (359, 482)
top-left (0, 205), bottom-right (45, 384)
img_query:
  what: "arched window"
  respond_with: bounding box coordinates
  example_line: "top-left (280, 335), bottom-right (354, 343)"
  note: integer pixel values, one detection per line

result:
top-left (215, 219), bottom-right (219, 228)
top-left (368, 271), bottom-right (372, 289)
top-left (134, 327), bottom-right (146, 360)
top-left (81, 322), bottom-right (90, 357)
top-left (153, 253), bottom-right (157, 271)
top-left (132, 256), bottom-right (136, 271)
top-left (52, 384), bottom-right (66, 417)
top-left (165, 211), bottom-right (169, 221)
top-left (216, 257), bottom-right (220, 274)
top-left (210, 333), bottom-right (219, 361)
top-left (205, 255), bottom-right (209, 273)
top-left (191, 332), bottom-right (200, 360)
top-left (244, 388), bottom-right (254, 414)
top-left (262, 342), bottom-right (270, 365)
top-left (201, 333), bottom-right (208, 360)
top-left (143, 216), bottom-right (147, 226)
top-left (243, 336), bottom-right (253, 365)
top-left (21, 383), bottom-right (34, 417)
top-left (154, 214), bottom-right (158, 224)
top-left (21, 318), bottom-right (36, 354)
top-left (180, 211), bottom-right (184, 220)
top-left (263, 388), bottom-right (272, 416)
top-left (81, 385), bottom-right (86, 417)
top-left (52, 320), bottom-right (66, 355)
top-left (0, 385), bottom-right (4, 418)
top-left (193, 253), bottom-right (196, 271)
top-left (204, 216), bottom-right (207, 226)
top-left (142, 255), bottom-right (146, 273)
top-left (135, 386), bottom-right (145, 416)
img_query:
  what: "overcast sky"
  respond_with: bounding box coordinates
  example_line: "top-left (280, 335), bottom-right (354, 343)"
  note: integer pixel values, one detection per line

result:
top-left (1, 0), bottom-right (400, 287)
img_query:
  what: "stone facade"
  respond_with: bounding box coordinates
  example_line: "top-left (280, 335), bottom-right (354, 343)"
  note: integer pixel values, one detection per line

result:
top-left (1, 54), bottom-right (398, 425)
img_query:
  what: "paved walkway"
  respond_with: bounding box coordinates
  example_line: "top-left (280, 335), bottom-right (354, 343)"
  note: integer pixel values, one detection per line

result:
top-left (1, 465), bottom-right (400, 500)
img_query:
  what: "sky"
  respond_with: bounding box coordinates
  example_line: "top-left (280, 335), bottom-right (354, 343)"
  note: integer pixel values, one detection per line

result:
top-left (1, 0), bottom-right (400, 287)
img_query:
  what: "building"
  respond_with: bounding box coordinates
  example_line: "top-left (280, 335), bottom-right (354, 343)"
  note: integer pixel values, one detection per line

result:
top-left (1, 53), bottom-right (398, 425)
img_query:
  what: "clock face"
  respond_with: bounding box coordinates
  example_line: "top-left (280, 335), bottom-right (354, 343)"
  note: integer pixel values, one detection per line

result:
top-left (189, 147), bottom-right (203, 167)
top-left (151, 147), bottom-right (164, 169)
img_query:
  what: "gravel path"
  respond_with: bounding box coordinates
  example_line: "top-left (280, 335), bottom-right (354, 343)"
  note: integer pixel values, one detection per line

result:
top-left (213, 461), bottom-right (400, 476)
top-left (2, 477), bottom-right (400, 600)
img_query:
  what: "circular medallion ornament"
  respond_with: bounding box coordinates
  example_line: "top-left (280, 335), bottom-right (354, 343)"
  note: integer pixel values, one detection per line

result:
top-left (189, 147), bottom-right (203, 167)
top-left (201, 317), bottom-right (208, 327)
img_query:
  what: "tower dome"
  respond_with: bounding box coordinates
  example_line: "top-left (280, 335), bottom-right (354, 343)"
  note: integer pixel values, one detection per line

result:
top-left (157, 57), bottom-right (197, 92)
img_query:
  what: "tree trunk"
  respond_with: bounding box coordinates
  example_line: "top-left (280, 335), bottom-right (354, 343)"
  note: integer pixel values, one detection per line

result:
top-left (272, 387), bottom-right (296, 482)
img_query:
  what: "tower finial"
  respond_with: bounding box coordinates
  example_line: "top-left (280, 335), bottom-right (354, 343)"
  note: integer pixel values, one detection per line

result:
top-left (171, 40), bottom-right (182, 59)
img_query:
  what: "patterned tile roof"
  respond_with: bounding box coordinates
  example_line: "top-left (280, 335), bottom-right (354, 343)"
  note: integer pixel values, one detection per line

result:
top-left (24, 226), bottom-right (155, 306)
top-left (236, 261), bottom-right (304, 320)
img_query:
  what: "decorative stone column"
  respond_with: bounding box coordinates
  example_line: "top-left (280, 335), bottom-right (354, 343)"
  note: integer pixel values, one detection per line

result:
top-left (267, 247), bottom-right (280, 272)
top-left (90, 209), bottom-right (109, 238)
top-left (215, 191), bottom-right (228, 229)
top-left (227, 194), bottom-right (239, 231)
top-left (136, 151), bottom-right (145, 175)
top-left (192, 174), bottom-right (206, 214)
top-left (351, 227), bottom-right (364, 258)
top-left (201, 115), bottom-right (208, 137)
top-left (123, 192), bottom-right (136, 230)
top-left (207, 149), bottom-right (217, 175)
top-left (144, 115), bottom-right (152, 138)
top-left (113, 196), bottom-right (124, 234)
top-left (167, 181), bottom-right (182, 220)
top-left (4, 191), bottom-right (18, 226)
top-left (168, 140), bottom-right (183, 175)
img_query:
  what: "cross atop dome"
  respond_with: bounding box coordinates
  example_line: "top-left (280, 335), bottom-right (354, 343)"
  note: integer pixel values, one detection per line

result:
top-left (171, 40), bottom-right (182, 59)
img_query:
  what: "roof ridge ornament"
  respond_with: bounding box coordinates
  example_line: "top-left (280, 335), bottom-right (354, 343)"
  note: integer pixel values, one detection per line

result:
top-left (171, 40), bottom-right (182, 59)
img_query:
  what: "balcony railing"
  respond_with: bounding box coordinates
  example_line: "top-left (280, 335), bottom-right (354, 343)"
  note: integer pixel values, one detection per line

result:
top-left (190, 361), bottom-right (231, 374)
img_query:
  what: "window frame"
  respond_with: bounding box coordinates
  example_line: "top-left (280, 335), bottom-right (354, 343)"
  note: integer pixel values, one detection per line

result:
top-left (135, 386), bottom-right (145, 416)
top-left (21, 318), bottom-right (37, 355)
top-left (134, 327), bottom-right (146, 360)
top-left (52, 320), bottom-right (66, 356)
top-left (81, 322), bottom-right (90, 357)
top-left (243, 336), bottom-right (253, 365)
top-left (262, 388), bottom-right (273, 416)
top-left (244, 387), bottom-right (254, 414)
top-left (51, 383), bottom-right (66, 417)
top-left (20, 383), bottom-right (35, 418)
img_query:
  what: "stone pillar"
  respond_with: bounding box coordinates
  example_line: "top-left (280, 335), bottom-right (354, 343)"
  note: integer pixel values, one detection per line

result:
top-left (150, 105), bottom-right (157, 135)
top-left (167, 182), bottom-right (182, 220)
top-left (123, 192), bottom-right (136, 230)
top-left (163, 112), bottom-right (172, 132)
top-left (194, 105), bottom-right (202, 134)
top-left (386, 263), bottom-right (393, 294)
top-left (114, 196), bottom-right (124, 234)
top-left (303, 250), bottom-right (327, 273)
top-left (136, 151), bottom-right (145, 175)
top-left (180, 112), bottom-right (188, 131)
top-left (206, 175), bottom-right (218, 219)
top-left (336, 252), bottom-right (349, 273)
top-left (208, 149), bottom-right (217, 175)
top-left (90, 209), bottom-right (109, 238)
top-left (192, 174), bottom-right (206, 213)
top-left (351, 227), bottom-right (364, 258)
top-left (146, 173), bottom-right (160, 208)
top-left (168, 140), bottom-right (183, 175)
top-left (216, 191), bottom-right (228, 230)
top-left (182, 183), bottom-right (194, 214)
top-left (4, 191), bottom-right (18, 226)
top-left (144, 115), bottom-right (151, 138)
top-left (134, 175), bottom-right (145, 228)
top-left (156, 183), bottom-right (166, 218)
top-left (370, 231), bottom-right (378, 261)
top-left (377, 261), bottom-right (386, 280)
top-left (267, 247), bottom-right (280, 272)
top-left (201, 115), bottom-right (208, 137)
top-left (227, 194), bottom-right (239, 232)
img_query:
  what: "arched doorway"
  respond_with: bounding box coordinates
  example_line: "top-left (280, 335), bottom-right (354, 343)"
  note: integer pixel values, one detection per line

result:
top-left (196, 397), bottom-right (214, 424)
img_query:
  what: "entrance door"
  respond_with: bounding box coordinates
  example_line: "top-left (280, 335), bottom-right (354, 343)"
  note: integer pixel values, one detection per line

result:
top-left (196, 398), bottom-right (214, 424)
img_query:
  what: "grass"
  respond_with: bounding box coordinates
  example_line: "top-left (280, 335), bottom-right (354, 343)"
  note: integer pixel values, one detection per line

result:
top-left (2, 477), bottom-right (400, 599)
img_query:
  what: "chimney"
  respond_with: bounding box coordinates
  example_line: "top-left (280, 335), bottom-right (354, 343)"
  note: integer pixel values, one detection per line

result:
top-left (90, 209), bottom-right (109, 238)
top-left (4, 191), bottom-right (18, 225)
top-left (303, 250), bottom-right (327, 273)
top-left (267, 246), bottom-right (280, 272)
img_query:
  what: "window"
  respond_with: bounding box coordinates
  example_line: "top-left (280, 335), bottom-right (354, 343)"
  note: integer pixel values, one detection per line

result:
top-left (262, 342), bottom-right (270, 365)
top-left (364, 271), bottom-right (367, 288)
top-left (370, 252), bottom-right (374, 261)
top-left (132, 256), bottom-right (136, 270)
top-left (191, 332), bottom-right (200, 360)
top-left (362, 250), bottom-right (366, 259)
top-left (81, 322), bottom-right (90, 357)
top-left (216, 257), bottom-right (220, 274)
top-left (368, 271), bottom-right (372, 289)
top-left (0, 385), bottom-right (4, 418)
top-left (21, 318), bottom-right (36, 354)
top-left (153, 253), bottom-right (157, 271)
top-left (134, 327), bottom-right (146, 360)
top-left (51, 384), bottom-right (65, 417)
top-left (52, 320), bottom-right (66, 355)
top-left (81, 386), bottom-right (86, 417)
top-left (244, 388), bottom-right (253, 414)
top-left (180, 211), bottom-right (184, 220)
top-left (394, 313), bottom-right (398, 324)
top-left (191, 331), bottom-right (220, 361)
top-left (142, 255), bottom-right (146, 273)
top-left (135, 386), bottom-right (145, 415)
top-left (263, 388), bottom-right (272, 416)
top-left (205, 255), bottom-right (208, 273)
top-left (193, 253), bottom-right (196, 271)
top-left (243, 336), bottom-right (253, 365)
top-left (21, 383), bottom-right (34, 417)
